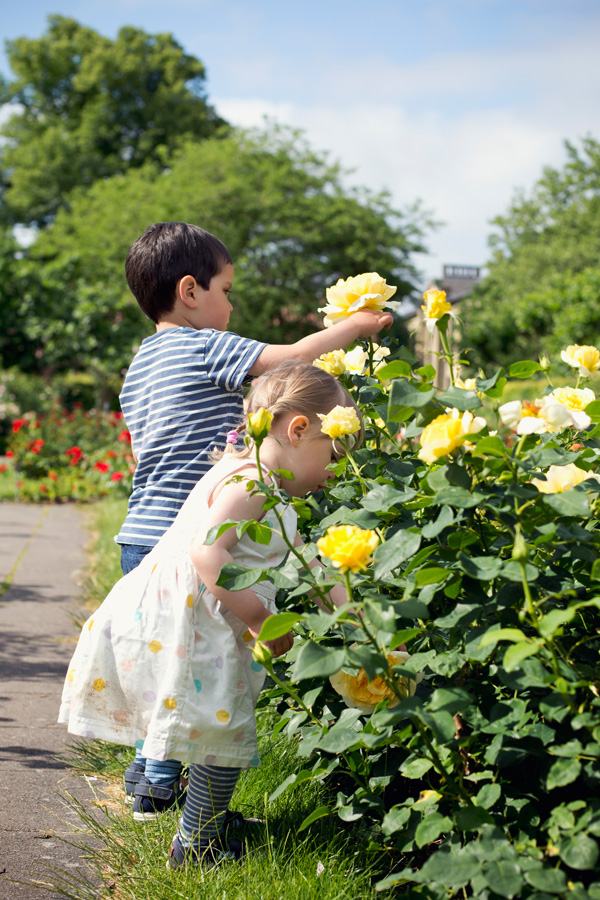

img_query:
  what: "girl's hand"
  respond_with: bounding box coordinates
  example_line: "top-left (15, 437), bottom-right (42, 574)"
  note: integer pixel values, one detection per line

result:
top-left (249, 622), bottom-right (293, 659)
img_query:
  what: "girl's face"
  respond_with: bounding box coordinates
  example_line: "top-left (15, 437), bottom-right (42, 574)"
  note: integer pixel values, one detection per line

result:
top-left (280, 421), bottom-right (340, 497)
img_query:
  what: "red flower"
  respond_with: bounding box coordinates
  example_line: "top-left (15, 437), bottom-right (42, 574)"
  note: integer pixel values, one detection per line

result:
top-left (105, 450), bottom-right (117, 459)
top-left (118, 429), bottom-right (132, 444)
top-left (12, 419), bottom-right (28, 433)
top-left (29, 439), bottom-right (45, 454)
top-left (5, 451), bottom-right (14, 458)
top-left (0, 464), bottom-right (7, 473)
top-left (16, 480), bottom-right (22, 487)
top-left (111, 472), bottom-right (125, 482)
top-left (48, 471), bottom-right (57, 481)
top-left (94, 461), bottom-right (110, 473)
top-left (66, 446), bottom-right (83, 466)
top-left (110, 411), bottom-right (123, 421)
top-left (40, 484), bottom-right (47, 492)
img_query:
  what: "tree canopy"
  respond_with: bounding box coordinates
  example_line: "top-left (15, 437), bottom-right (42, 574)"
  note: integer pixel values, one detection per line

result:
top-left (26, 127), bottom-right (425, 378)
top-left (0, 15), bottom-right (225, 225)
top-left (461, 137), bottom-right (600, 369)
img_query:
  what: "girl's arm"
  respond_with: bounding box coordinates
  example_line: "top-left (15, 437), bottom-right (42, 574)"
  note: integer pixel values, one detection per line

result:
top-left (191, 474), bottom-right (293, 657)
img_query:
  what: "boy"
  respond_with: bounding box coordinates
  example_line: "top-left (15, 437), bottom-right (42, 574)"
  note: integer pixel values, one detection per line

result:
top-left (116, 221), bottom-right (392, 816)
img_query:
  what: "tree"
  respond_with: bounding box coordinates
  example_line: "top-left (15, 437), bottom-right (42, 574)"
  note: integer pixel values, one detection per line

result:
top-left (462, 137), bottom-right (600, 369)
top-left (0, 15), bottom-right (225, 225)
top-left (26, 127), bottom-right (427, 377)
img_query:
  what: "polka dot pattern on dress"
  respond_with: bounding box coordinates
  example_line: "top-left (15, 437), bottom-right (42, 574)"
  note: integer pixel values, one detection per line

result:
top-left (164, 697), bottom-right (177, 710)
top-left (149, 640), bottom-right (162, 653)
top-left (186, 594), bottom-right (194, 608)
top-left (216, 709), bottom-right (230, 723)
top-left (93, 678), bottom-right (105, 692)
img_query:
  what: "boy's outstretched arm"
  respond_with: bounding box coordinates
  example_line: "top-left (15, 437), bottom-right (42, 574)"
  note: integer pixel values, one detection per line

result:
top-left (249, 308), bottom-right (393, 375)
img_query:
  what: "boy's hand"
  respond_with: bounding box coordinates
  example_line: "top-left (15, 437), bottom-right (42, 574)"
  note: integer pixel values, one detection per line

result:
top-left (263, 631), bottom-right (294, 658)
top-left (349, 309), bottom-right (393, 336)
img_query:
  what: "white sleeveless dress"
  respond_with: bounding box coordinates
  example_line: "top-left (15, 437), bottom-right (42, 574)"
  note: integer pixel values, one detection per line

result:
top-left (58, 456), bottom-right (297, 769)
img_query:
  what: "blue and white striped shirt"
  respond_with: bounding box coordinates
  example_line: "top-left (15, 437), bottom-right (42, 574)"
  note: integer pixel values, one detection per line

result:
top-left (116, 327), bottom-right (265, 547)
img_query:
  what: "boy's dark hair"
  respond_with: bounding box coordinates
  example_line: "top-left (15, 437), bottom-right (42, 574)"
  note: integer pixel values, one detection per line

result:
top-left (125, 222), bottom-right (233, 323)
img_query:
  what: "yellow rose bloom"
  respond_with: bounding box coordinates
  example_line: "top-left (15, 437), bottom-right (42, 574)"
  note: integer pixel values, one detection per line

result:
top-left (319, 272), bottom-right (397, 327)
top-left (531, 463), bottom-right (589, 494)
top-left (561, 344), bottom-right (600, 377)
top-left (421, 288), bottom-right (451, 320)
top-left (551, 386), bottom-right (595, 413)
top-left (418, 408), bottom-right (486, 465)
top-left (329, 647), bottom-right (421, 713)
top-left (247, 407), bottom-right (273, 441)
top-left (313, 350), bottom-right (347, 376)
top-left (318, 405), bottom-right (361, 439)
top-left (317, 525), bottom-right (379, 573)
top-left (499, 396), bottom-right (590, 434)
top-left (455, 376), bottom-right (478, 390)
top-left (342, 346), bottom-right (368, 374)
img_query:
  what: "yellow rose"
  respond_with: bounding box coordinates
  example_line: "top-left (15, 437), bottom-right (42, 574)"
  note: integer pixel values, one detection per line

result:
top-left (317, 525), bottom-right (379, 573)
top-left (319, 272), bottom-right (397, 327)
top-left (342, 346), bottom-right (368, 374)
top-left (551, 386), bottom-right (595, 413)
top-left (252, 640), bottom-right (273, 666)
top-left (318, 405), bottom-right (361, 439)
top-left (561, 344), bottom-right (600, 377)
top-left (329, 647), bottom-right (421, 713)
top-left (247, 407), bottom-right (273, 441)
top-left (418, 408), bottom-right (486, 465)
top-left (455, 376), bottom-right (478, 391)
top-left (531, 463), bottom-right (589, 494)
top-left (313, 350), bottom-right (347, 376)
top-left (421, 288), bottom-right (451, 320)
top-left (499, 396), bottom-right (590, 434)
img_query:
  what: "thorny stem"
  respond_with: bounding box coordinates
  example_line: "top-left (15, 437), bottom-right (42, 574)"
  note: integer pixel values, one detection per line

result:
top-left (438, 325), bottom-right (456, 387)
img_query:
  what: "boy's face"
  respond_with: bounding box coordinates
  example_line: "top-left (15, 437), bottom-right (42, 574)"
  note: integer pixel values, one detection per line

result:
top-left (196, 263), bottom-right (234, 331)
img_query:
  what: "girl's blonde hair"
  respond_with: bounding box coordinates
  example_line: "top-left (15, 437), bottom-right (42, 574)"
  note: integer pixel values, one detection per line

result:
top-left (218, 359), bottom-right (364, 459)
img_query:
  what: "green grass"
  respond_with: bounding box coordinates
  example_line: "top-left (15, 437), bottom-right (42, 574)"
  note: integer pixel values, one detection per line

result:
top-left (48, 498), bottom-right (394, 900)
top-left (0, 464), bottom-right (17, 500)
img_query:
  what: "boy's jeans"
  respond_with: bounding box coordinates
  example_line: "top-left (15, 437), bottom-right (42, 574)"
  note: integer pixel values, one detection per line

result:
top-left (120, 543), bottom-right (153, 575)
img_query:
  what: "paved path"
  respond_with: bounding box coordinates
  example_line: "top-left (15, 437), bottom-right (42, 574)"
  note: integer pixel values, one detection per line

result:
top-left (0, 504), bottom-right (96, 899)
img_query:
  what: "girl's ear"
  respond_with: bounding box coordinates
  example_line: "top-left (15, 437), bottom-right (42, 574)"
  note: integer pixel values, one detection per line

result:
top-left (177, 275), bottom-right (199, 309)
top-left (288, 415), bottom-right (310, 446)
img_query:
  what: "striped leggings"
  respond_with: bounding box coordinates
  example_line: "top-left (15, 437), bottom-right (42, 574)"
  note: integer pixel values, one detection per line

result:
top-left (177, 763), bottom-right (241, 848)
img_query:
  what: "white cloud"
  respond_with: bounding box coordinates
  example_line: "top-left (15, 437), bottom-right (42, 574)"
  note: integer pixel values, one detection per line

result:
top-left (215, 28), bottom-right (600, 285)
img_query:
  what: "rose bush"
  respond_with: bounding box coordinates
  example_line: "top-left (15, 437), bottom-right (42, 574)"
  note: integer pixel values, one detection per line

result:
top-left (216, 284), bottom-right (600, 897)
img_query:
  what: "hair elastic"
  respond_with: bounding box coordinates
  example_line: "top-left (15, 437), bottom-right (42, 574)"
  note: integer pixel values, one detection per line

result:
top-left (225, 430), bottom-right (239, 445)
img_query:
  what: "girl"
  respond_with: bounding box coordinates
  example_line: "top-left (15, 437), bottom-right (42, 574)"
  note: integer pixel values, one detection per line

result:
top-left (58, 359), bottom-right (363, 868)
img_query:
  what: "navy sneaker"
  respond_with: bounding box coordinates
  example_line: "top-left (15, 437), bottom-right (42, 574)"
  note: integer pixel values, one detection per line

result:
top-left (132, 775), bottom-right (186, 822)
top-left (123, 760), bottom-right (145, 806)
top-left (167, 833), bottom-right (244, 870)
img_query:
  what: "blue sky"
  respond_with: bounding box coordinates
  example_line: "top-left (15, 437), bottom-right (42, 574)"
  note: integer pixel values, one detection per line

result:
top-left (2, 1), bottom-right (600, 282)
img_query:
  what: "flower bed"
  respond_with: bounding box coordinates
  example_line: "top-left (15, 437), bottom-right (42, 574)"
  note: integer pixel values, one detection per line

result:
top-left (6, 404), bottom-right (133, 501)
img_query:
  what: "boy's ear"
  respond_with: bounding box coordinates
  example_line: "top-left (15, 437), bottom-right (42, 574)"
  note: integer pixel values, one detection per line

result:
top-left (177, 275), bottom-right (199, 309)
top-left (288, 415), bottom-right (310, 445)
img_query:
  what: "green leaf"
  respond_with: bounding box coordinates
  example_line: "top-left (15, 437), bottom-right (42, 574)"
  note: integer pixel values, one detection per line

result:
top-left (455, 805), bottom-right (494, 830)
top-left (361, 484), bottom-right (417, 511)
top-left (482, 861), bottom-right (524, 899)
top-left (584, 399), bottom-right (600, 422)
top-left (476, 367), bottom-right (504, 391)
top-left (437, 386), bottom-right (482, 410)
top-left (458, 552), bottom-right (503, 580)
top-left (244, 520), bottom-right (272, 545)
top-left (538, 607), bottom-right (576, 639)
top-left (415, 813), bottom-right (452, 848)
top-left (524, 867), bottom-right (569, 894)
top-left (317, 727), bottom-right (362, 754)
top-left (204, 519), bottom-right (239, 545)
top-left (471, 435), bottom-right (507, 458)
top-left (375, 359), bottom-right (412, 381)
top-left (298, 805), bottom-right (331, 832)
top-left (389, 627), bottom-right (422, 649)
top-left (415, 566), bottom-right (448, 586)
top-left (419, 851), bottom-right (480, 888)
top-left (476, 782), bottom-right (501, 809)
top-left (389, 378), bottom-right (435, 412)
top-left (428, 687), bottom-right (472, 715)
top-left (422, 505), bottom-right (455, 538)
top-left (559, 833), bottom-right (599, 870)
top-left (290, 642), bottom-right (346, 680)
top-left (433, 487), bottom-right (485, 508)
top-left (479, 627), bottom-right (528, 648)
top-left (373, 529), bottom-right (422, 578)
top-left (381, 805), bottom-right (411, 836)
top-left (401, 757), bottom-right (434, 778)
top-left (509, 360), bottom-right (542, 378)
top-left (257, 612), bottom-right (303, 641)
top-left (547, 757), bottom-right (582, 790)
top-left (503, 641), bottom-right (541, 672)
top-left (542, 487), bottom-right (591, 518)
top-left (216, 563), bottom-right (266, 590)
